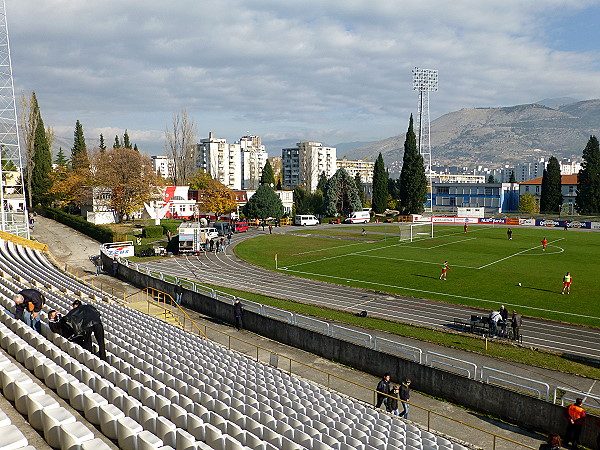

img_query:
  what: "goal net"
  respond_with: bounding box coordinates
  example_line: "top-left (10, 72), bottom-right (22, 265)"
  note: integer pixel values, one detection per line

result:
top-left (408, 222), bottom-right (434, 242)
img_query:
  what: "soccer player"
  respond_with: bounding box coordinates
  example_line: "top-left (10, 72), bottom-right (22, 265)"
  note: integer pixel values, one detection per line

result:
top-left (541, 237), bottom-right (548, 251)
top-left (507, 228), bottom-right (512, 240)
top-left (439, 261), bottom-right (450, 280)
top-left (463, 223), bottom-right (468, 233)
top-left (562, 272), bottom-right (572, 295)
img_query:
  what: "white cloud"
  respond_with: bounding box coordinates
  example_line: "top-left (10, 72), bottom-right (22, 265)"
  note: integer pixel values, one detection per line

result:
top-left (7, 0), bottom-right (600, 154)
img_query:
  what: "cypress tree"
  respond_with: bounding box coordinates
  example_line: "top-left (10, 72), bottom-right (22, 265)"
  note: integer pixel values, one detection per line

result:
top-left (123, 129), bottom-right (132, 149)
top-left (71, 120), bottom-right (88, 170)
top-left (576, 135), bottom-right (600, 214)
top-left (260, 160), bottom-right (276, 186)
top-left (371, 153), bottom-right (387, 213)
top-left (134, 143), bottom-right (139, 152)
top-left (317, 172), bottom-right (328, 192)
top-left (509, 171), bottom-right (517, 183)
top-left (540, 156), bottom-right (562, 213)
top-left (31, 95), bottom-right (53, 205)
top-left (354, 172), bottom-right (365, 204)
top-left (113, 135), bottom-right (121, 149)
top-left (398, 115), bottom-right (428, 214)
top-left (487, 175), bottom-right (495, 183)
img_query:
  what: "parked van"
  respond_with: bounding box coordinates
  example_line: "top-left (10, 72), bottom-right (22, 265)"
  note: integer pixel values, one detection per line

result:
top-left (294, 215), bottom-right (319, 226)
top-left (344, 211), bottom-right (371, 224)
top-left (213, 222), bottom-right (232, 236)
top-left (233, 222), bottom-right (249, 233)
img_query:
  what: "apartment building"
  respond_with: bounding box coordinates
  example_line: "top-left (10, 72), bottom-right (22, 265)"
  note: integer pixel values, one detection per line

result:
top-left (336, 158), bottom-right (374, 184)
top-left (197, 132), bottom-right (242, 190)
top-left (282, 142), bottom-right (336, 192)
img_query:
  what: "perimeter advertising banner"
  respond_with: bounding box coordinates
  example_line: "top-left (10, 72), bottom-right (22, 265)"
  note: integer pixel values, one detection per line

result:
top-left (535, 219), bottom-right (591, 229)
top-left (479, 218), bottom-right (506, 224)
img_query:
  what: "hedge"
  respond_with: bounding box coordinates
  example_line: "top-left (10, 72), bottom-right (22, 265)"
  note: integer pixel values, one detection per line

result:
top-left (142, 225), bottom-right (163, 238)
top-left (161, 222), bottom-right (180, 235)
top-left (39, 207), bottom-right (114, 243)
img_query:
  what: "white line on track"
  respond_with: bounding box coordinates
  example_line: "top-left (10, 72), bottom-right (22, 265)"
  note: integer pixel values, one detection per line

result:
top-left (281, 267), bottom-right (600, 320)
top-left (477, 237), bottom-right (565, 269)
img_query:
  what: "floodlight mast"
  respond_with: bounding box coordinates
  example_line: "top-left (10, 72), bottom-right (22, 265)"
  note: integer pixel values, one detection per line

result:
top-left (0, 0), bottom-right (29, 238)
top-left (412, 67), bottom-right (438, 212)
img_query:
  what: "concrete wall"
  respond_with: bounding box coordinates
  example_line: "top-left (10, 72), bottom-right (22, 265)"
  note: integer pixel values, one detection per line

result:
top-left (115, 259), bottom-right (599, 447)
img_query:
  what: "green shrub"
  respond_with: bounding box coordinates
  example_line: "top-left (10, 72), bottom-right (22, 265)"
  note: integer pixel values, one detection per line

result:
top-left (142, 225), bottom-right (163, 238)
top-left (39, 207), bottom-right (114, 243)
top-left (161, 222), bottom-right (180, 235)
top-left (134, 243), bottom-right (156, 257)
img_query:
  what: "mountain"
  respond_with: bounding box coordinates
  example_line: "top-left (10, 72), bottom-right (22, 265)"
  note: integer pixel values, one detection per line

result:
top-left (341, 99), bottom-right (600, 169)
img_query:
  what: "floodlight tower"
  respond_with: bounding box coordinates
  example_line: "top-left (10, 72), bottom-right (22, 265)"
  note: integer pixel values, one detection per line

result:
top-left (0, 1), bottom-right (29, 238)
top-left (412, 67), bottom-right (438, 211)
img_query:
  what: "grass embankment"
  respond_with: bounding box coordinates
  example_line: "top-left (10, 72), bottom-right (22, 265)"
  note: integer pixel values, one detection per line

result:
top-left (190, 281), bottom-right (600, 379)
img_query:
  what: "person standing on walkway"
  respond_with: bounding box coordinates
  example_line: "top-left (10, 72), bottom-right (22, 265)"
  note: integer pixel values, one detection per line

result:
top-left (375, 373), bottom-right (391, 409)
top-left (507, 228), bottom-right (513, 240)
top-left (13, 288), bottom-right (45, 332)
top-left (439, 261), bottom-right (450, 280)
top-left (234, 298), bottom-right (244, 330)
top-left (399, 378), bottom-right (411, 419)
top-left (564, 398), bottom-right (586, 449)
top-left (94, 256), bottom-right (102, 276)
top-left (227, 232), bottom-right (232, 246)
top-left (511, 310), bottom-right (522, 342)
top-left (111, 257), bottom-right (118, 276)
top-left (562, 272), bottom-right (572, 295)
top-left (174, 282), bottom-right (184, 305)
top-left (387, 385), bottom-right (400, 415)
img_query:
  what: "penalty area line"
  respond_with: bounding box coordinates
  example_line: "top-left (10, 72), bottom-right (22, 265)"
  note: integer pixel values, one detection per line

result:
top-left (280, 267), bottom-right (600, 321)
top-left (477, 237), bottom-right (565, 270)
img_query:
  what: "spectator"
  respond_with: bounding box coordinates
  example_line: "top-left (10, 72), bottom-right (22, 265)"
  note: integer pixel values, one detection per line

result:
top-left (387, 385), bottom-right (400, 415)
top-left (499, 305), bottom-right (508, 321)
top-left (209, 239), bottom-right (214, 252)
top-left (227, 232), bottom-right (232, 246)
top-left (50, 301), bottom-right (106, 361)
top-left (375, 373), bottom-right (391, 409)
top-left (511, 310), bottom-right (523, 342)
top-left (399, 378), bottom-right (411, 419)
top-left (234, 298), bottom-right (244, 330)
top-left (13, 288), bottom-right (45, 332)
top-left (220, 237), bottom-right (225, 252)
top-left (94, 256), bottom-right (102, 276)
top-left (269, 224), bottom-right (273, 234)
top-left (489, 309), bottom-right (502, 337)
top-left (538, 433), bottom-right (562, 449)
top-left (174, 282), bottom-right (184, 305)
top-left (111, 258), bottom-right (118, 276)
top-left (565, 398), bottom-right (586, 449)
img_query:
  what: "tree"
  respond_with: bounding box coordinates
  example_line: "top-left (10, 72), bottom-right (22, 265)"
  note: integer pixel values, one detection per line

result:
top-left (487, 175), bottom-right (495, 183)
top-left (276, 178), bottom-right (282, 190)
top-left (398, 115), bottom-right (428, 214)
top-left (324, 168), bottom-right (362, 216)
top-left (113, 135), bottom-right (121, 149)
top-left (260, 160), bottom-right (275, 186)
top-left (293, 186), bottom-right (324, 215)
top-left (576, 135), bottom-right (600, 214)
top-left (518, 193), bottom-right (539, 214)
top-left (509, 171), bottom-right (517, 183)
top-left (354, 173), bottom-right (366, 204)
top-left (49, 166), bottom-right (90, 208)
top-left (540, 156), bottom-right (562, 213)
top-left (31, 104), bottom-right (53, 205)
top-left (317, 172), bottom-right (328, 192)
top-left (196, 180), bottom-right (237, 219)
top-left (243, 185), bottom-right (284, 220)
top-left (99, 134), bottom-right (106, 153)
top-left (164, 109), bottom-right (197, 185)
top-left (123, 130), bottom-right (132, 149)
top-left (188, 169), bottom-right (214, 190)
top-left (91, 147), bottom-right (163, 221)
top-left (371, 153), bottom-right (388, 213)
top-left (71, 120), bottom-right (88, 170)
top-left (19, 92), bottom-right (39, 208)
top-left (54, 148), bottom-right (69, 167)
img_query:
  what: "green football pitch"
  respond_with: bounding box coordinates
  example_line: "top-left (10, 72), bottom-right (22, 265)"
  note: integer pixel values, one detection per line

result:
top-left (235, 224), bottom-right (600, 327)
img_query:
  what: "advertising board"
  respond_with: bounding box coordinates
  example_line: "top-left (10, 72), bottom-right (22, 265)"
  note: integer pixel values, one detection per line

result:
top-left (101, 241), bottom-right (134, 258)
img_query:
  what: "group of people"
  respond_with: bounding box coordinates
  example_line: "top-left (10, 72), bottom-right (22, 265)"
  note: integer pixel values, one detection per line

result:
top-left (13, 288), bottom-right (106, 361)
top-left (205, 233), bottom-right (232, 253)
top-left (539, 398), bottom-right (587, 449)
top-left (488, 305), bottom-right (522, 340)
top-left (375, 373), bottom-right (411, 418)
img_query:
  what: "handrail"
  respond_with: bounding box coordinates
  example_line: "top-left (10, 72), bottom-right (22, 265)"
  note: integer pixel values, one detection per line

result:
top-left (0, 230), bottom-right (48, 251)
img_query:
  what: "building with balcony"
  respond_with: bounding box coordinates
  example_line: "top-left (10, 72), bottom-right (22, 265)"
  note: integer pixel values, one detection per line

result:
top-left (282, 142), bottom-right (336, 192)
top-left (197, 132), bottom-right (242, 190)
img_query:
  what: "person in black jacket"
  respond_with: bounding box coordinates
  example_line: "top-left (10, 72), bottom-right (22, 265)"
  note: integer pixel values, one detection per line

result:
top-left (49, 301), bottom-right (106, 360)
top-left (174, 282), bottom-right (184, 305)
top-left (399, 378), bottom-right (411, 418)
top-left (234, 298), bottom-right (244, 330)
top-left (13, 288), bottom-right (45, 332)
top-left (375, 373), bottom-right (391, 409)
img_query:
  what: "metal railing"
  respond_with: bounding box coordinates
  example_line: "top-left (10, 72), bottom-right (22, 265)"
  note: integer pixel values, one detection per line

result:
top-left (426, 351), bottom-right (478, 380)
top-left (481, 367), bottom-right (550, 400)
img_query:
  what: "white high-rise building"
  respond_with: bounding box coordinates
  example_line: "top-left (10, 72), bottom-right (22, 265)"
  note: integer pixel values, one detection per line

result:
top-left (151, 155), bottom-right (174, 179)
top-left (282, 142), bottom-right (336, 192)
top-left (238, 135), bottom-right (268, 190)
top-left (197, 132), bottom-right (242, 190)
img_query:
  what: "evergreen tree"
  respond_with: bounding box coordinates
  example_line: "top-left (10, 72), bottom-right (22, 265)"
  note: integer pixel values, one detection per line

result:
top-left (54, 147), bottom-right (68, 167)
top-left (354, 173), bottom-right (366, 204)
top-left (134, 143), bottom-right (139, 152)
top-left (99, 134), bottom-right (106, 152)
top-left (540, 156), bottom-right (562, 213)
top-left (398, 115), bottom-right (428, 214)
top-left (371, 153), bottom-right (388, 213)
top-left (243, 184), bottom-right (284, 219)
top-left (31, 98), bottom-right (53, 205)
top-left (276, 178), bottom-right (282, 190)
top-left (509, 171), bottom-right (516, 183)
top-left (123, 129), bottom-right (132, 149)
top-left (260, 160), bottom-right (276, 186)
top-left (487, 175), bottom-right (495, 183)
top-left (576, 135), bottom-right (600, 214)
top-left (113, 135), bottom-right (121, 149)
top-left (324, 168), bottom-right (362, 216)
top-left (71, 120), bottom-right (88, 170)
top-left (387, 171), bottom-right (399, 199)
top-left (317, 172), bottom-right (328, 192)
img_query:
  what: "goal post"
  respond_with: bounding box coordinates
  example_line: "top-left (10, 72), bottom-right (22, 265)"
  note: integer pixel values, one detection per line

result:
top-left (410, 222), bottom-right (434, 242)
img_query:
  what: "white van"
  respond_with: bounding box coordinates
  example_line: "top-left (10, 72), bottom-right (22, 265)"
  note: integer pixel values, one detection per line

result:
top-left (294, 215), bottom-right (319, 226)
top-left (344, 211), bottom-right (371, 224)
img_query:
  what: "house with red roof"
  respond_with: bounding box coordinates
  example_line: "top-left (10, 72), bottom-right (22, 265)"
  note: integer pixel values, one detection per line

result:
top-left (519, 174), bottom-right (578, 212)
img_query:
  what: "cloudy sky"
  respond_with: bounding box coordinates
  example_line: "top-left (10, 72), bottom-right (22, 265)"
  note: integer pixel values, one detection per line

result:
top-left (8, 0), bottom-right (600, 155)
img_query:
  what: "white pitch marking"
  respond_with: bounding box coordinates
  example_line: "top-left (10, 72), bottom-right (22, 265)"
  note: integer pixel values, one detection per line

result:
top-left (477, 237), bottom-right (565, 269)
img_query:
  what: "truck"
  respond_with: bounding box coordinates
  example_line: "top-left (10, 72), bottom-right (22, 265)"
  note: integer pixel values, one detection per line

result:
top-left (344, 211), bottom-right (371, 224)
top-left (177, 223), bottom-right (218, 253)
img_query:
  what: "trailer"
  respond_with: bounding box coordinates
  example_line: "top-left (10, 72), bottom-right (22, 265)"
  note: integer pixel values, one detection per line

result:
top-left (178, 223), bottom-right (218, 254)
